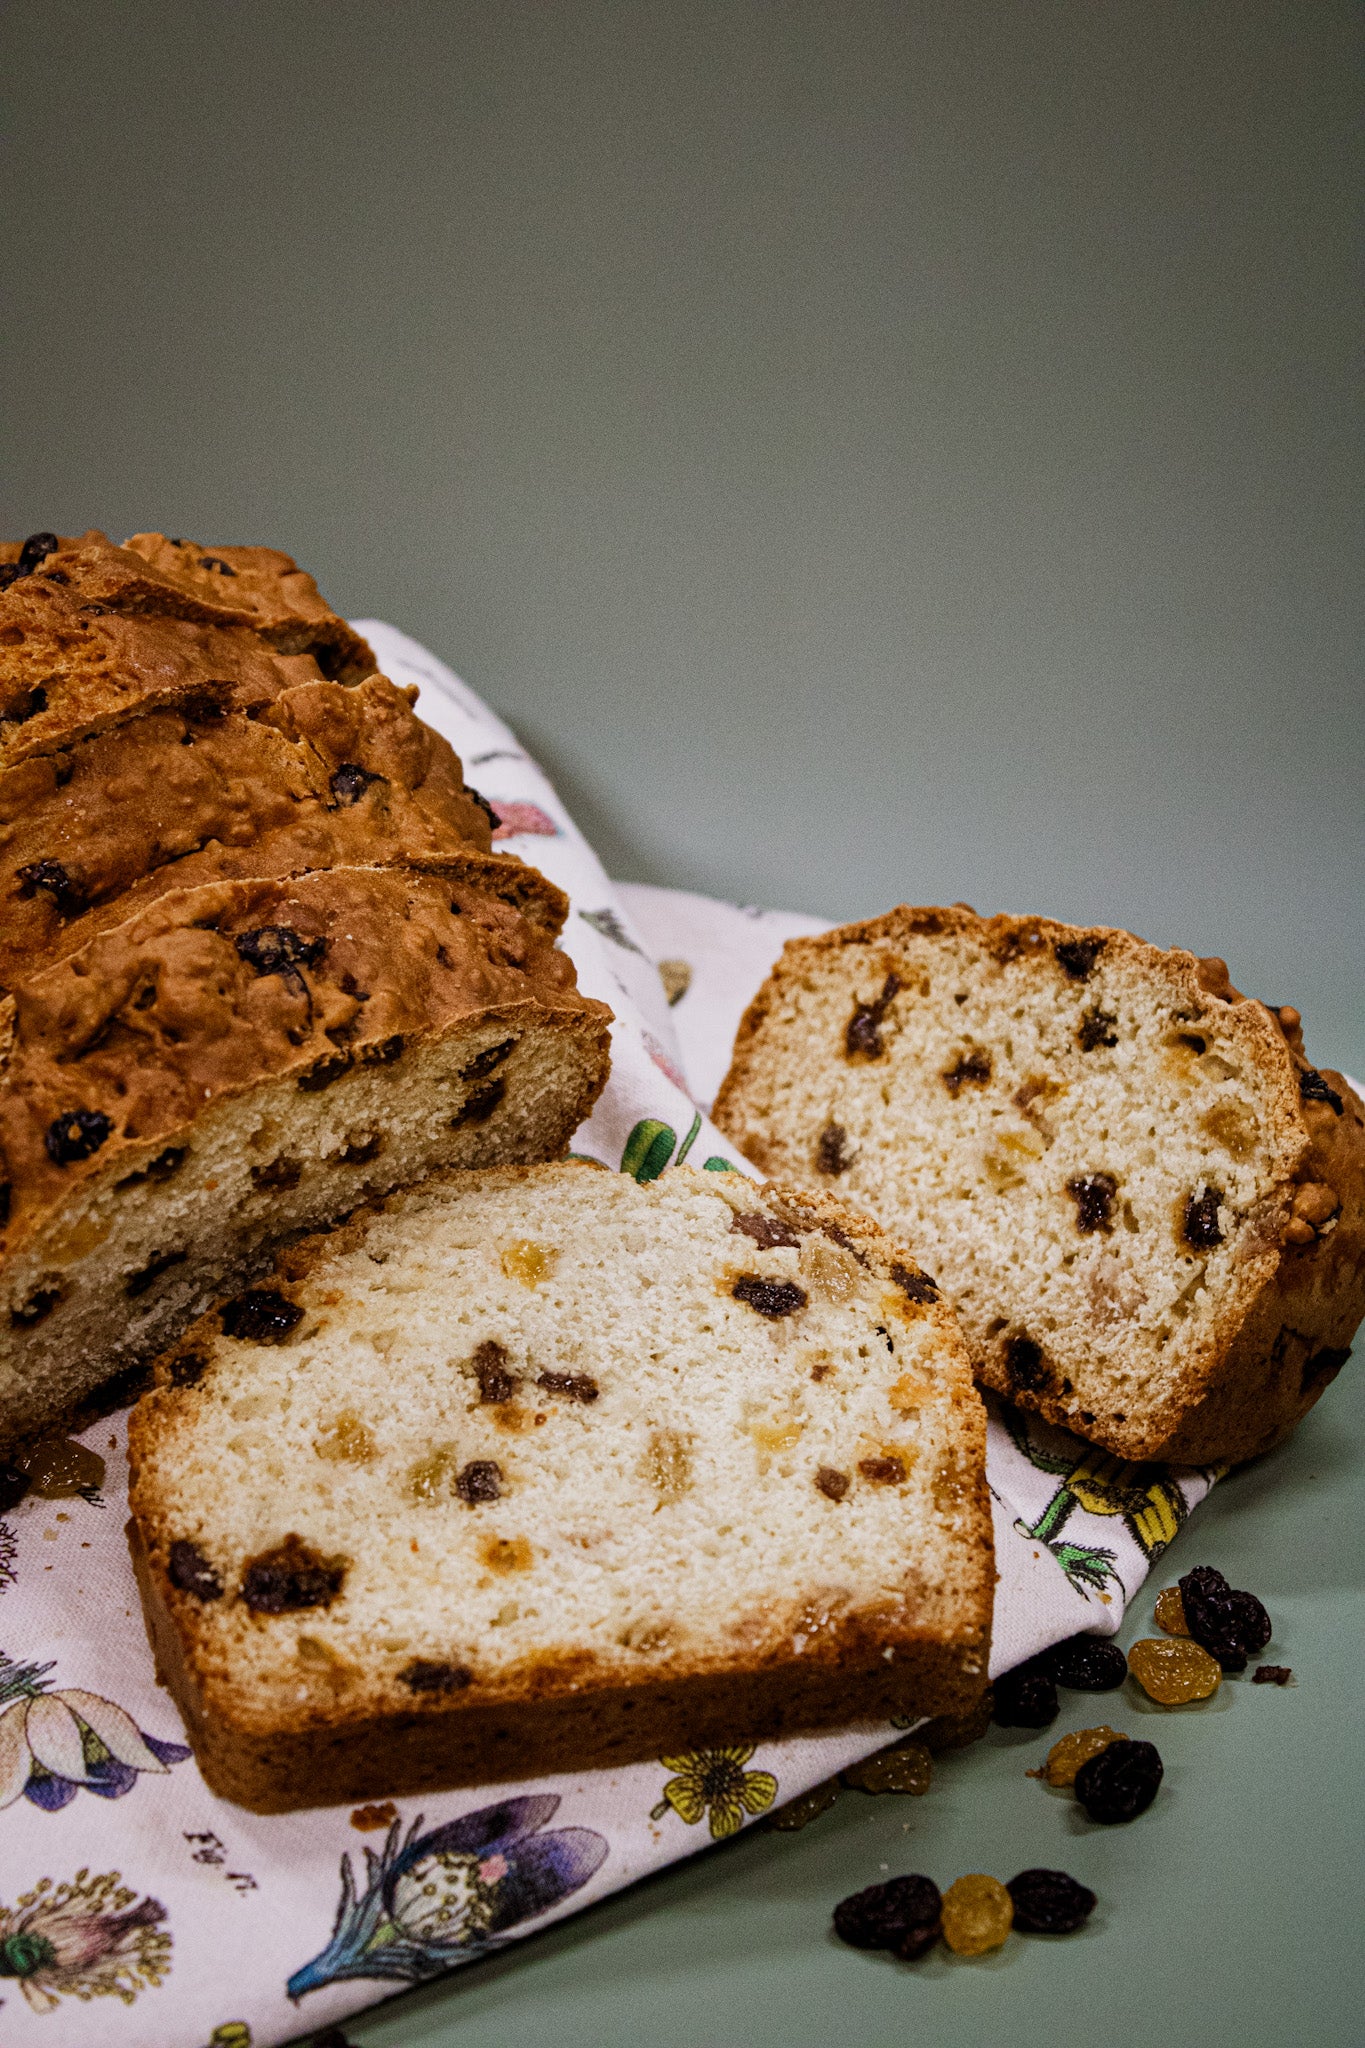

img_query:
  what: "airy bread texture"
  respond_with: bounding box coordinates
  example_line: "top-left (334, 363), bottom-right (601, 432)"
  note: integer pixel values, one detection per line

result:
top-left (713, 907), bottom-right (1365, 1465)
top-left (0, 868), bottom-right (611, 1448)
top-left (128, 1162), bottom-right (991, 1811)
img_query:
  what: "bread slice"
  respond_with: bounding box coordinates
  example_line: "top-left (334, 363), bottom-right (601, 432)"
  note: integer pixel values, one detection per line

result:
top-left (713, 906), bottom-right (1365, 1465)
top-left (126, 1162), bottom-right (992, 1811)
top-left (0, 672), bottom-right (541, 991)
top-left (0, 868), bottom-right (611, 1448)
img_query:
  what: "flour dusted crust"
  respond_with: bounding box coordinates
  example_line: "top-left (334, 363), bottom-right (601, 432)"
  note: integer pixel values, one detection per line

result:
top-left (0, 868), bottom-right (611, 1448)
top-left (713, 906), bottom-right (1365, 1465)
top-left (127, 1164), bottom-right (992, 1810)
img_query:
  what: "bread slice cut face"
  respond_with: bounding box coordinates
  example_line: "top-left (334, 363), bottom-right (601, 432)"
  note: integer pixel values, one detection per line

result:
top-left (127, 1164), bottom-right (992, 1811)
top-left (713, 906), bottom-right (1365, 1465)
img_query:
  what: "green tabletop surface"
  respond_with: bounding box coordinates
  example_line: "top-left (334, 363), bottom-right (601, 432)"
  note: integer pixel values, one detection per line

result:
top-left (324, 1355), bottom-right (1364, 2048)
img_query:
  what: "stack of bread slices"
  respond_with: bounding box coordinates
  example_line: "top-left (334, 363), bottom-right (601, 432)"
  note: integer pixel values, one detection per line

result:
top-left (0, 529), bottom-right (612, 1451)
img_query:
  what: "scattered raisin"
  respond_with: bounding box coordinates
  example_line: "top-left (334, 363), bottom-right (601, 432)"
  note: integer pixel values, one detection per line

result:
top-left (815, 1465), bottom-right (850, 1502)
top-left (941, 1874), bottom-right (1013, 1955)
top-left (857, 1454), bottom-right (907, 1485)
top-left (197, 554), bottom-right (236, 574)
top-left (1128, 1637), bottom-right (1221, 1704)
top-left (168, 1538), bottom-right (222, 1602)
top-left (329, 762), bottom-right (381, 805)
top-left (1055, 937), bottom-right (1104, 981)
top-left (124, 1248), bottom-right (186, 1298)
top-left (890, 1261), bottom-right (939, 1303)
top-left (833, 1873), bottom-right (942, 1960)
top-left (459, 1039), bottom-right (517, 1081)
top-left (220, 1289), bottom-right (304, 1343)
top-left (1182, 1186), bottom-right (1225, 1250)
top-left (298, 1052), bottom-right (352, 1093)
top-left (1006, 1868), bottom-right (1097, 1935)
top-left (361, 1033), bottom-right (406, 1066)
top-left (1177, 1565), bottom-right (1270, 1672)
top-left (1078, 1006), bottom-right (1119, 1051)
top-left (45, 1108), bottom-right (112, 1165)
top-left (1154, 1586), bottom-right (1189, 1635)
top-left (731, 1211), bottom-right (801, 1249)
top-left (942, 1048), bottom-right (992, 1097)
top-left (840, 1741), bottom-right (931, 1795)
top-left (241, 1534), bottom-right (345, 1613)
top-left (769, 1778), bottom-right (839, 1830)
top-left (845, 973), bottom-right (901, 1059)
top-left (1299, 1069), bottom-right (1343, 1115)
top-left (993, 1657), bottom-right (1059, 1729)
top-left (1028, 1726), bottom-right (1127, 1787)
top-left (1043, 1633), bottom-right (1127, 1692)
top-left (1066, 1173), bottom-right (1118, 1235)
top-left (731, 1275), bottom-right (807, 1319)
top-left (233, 925), bottom-right (327, 980)
top-left (454, 1459), bottom-right (502, 1504)
top-left (168, 1352), bottom-right (207, 1388)
top-left (0, 1462), bottom-right (31, 1513)
top-left (16, 532), bottom-right (60, 576)
top-left (15, 859), bottom-right (84, 917)
top-left (816, 1121), bottom-right (854, 1175)
top-left (452, 1077), bottom-right (505, 1126)
top-left (399, 1659), bottom-right (473, 1694)
top-left (1073, 1737), bottom-right (1163, 1823)
top-left (537, 1370), bottom-right (599, 1403)
top-left (251, 1157), bottom-right (303, 1191)
top-left (472, 1339), bottom-right (516, 1404)
top-left (1253, 1665), bottom-right (1293, 1686)
top-left (1004, 1334), bottom-right (1047, 1391)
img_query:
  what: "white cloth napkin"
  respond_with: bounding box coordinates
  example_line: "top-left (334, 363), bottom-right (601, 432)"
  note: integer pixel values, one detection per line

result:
top-left (0, 630), bottom-right (1215, 2047)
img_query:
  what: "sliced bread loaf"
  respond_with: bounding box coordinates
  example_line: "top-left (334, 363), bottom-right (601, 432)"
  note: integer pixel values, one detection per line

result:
top-left (127, 1162), bottom-right (992, 1811)
top-left (0, 867), bottom-right (611, 1448)
top-left (713, 906), bottom-right (1365, 1465)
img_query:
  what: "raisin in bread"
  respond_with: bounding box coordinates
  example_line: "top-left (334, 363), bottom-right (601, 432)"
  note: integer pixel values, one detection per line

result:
top-left (0, 673), bottom-right (534, 991)
top-left (713, 907), bottom-right (1365, 1465)
top-left (0, 868), bottom-right (611, 1449)
top-left (126, 1162), bottom-right (992, 1811)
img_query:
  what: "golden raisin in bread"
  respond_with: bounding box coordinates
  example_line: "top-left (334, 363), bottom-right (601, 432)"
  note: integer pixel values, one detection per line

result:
top-left (126, 1163), bottom-right (992, 1811)
top-left (0, 673), bottom-right (535, 990)
top-left (0, 868), bottom-right (611, 1449)
top-left (713, 906), bottom-right (1365, 1465)
top-left (0, 530), bottom-right (374, 765)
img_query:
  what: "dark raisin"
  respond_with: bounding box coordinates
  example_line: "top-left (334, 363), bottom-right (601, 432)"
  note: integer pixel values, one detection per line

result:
top-left (124, 1249), bottom-right (186, 1298)
top-left (45, 1108), bottom-right (112, 1165)
top-left (993, 1656), bottom-right (1059, 1728)
top-left (241, 1533), bottom-right (345, 1613)
top-left (464, 786), bottom-right (500, 830)
top-left (0, 1182), bottom-right (9, 1226)
top-left (361, 1033), bottom-right (406, 1066)
top-left (220, 1289), bottom-right (303, 1343)
top-left (472, 1339), bottom-right (516, 1404)
top-left (731, 1211), bottom-right (802, 1250)
top-left (1055, 937), bottom-right (1104, 981)
top-left (168, 1352), bottom-right (207, 1388)
top-left (1078, 1006), bottom-right (1119, 1051)
top-left (1074, 1737), bottom-right (1162, 1823)
top-left (18, 533), bottom-right (60, 574)
top-left (1252, 1665), bottom-right (1293, 1686)
top-left (815, 1466), bottom-right (850, 1501)
top-left (845, 973), bottom-right (900, 1059)
top-left (816, 1121), bottom-right (853, 1175)
top-left (197, 554), bottom-right (236, 574)
top-left (1, 688), bottom-right (47, 726)
top-left (340, 1134), bottom-right (382, 1166)
top-left (1183, 1186), bottom-right (1225, 1250)
top-left (536, 1370), bottom-right (599, 1403)
top-left (890, 1261), bottom-right (939, 1304)
top-left (942, 1048), bottom-right (992, 1097)
top-left (1177, 1565), bottom-right (1271, 1672)
top-left (731, 1275), bottom-right (808, 1319)
top-left (251, 1157), bottom-right (302, 1191)
top-left (0, 564), bottom-right (21, 593)
top-left (168, 1538), bottom-right (222, 1601)
top-left (833, 1873), bottom-right (942, 1960)
top-left (1006, 1868), bottom-right (1097, 1934)
top-left (118, 1145), bottom-right (188, 1189)
top-left (459, 1039), bottom-right (517, 1082)
top-left (1299, 1069), bottom-right (1344, 1115)
top-left (1042, 1633), bottom-right (1128, 1692)
top-left (455, 1459), bottom-right (502, 1504)
top-left (1005, 1334), bottom-right (1047, 1390)
top-left (0, 1461), bottom-right (31, 1513)
top-left (1067, 1173), bottom-right (1118, 1235)
top-left (15, 859), bottom-right (84, 917)
top-left (233, 925), bottom-right (327, 979)
top-left (329, 762), bottom-right (381, 805)
top-left (451, 1076), bottom-right (505, 1126)
top-left (298, 1052), bottom-right (352, 1093)
top-left (857, 1454), bottom-right (907, 1485)
top-left (10, 1287), bottom-right (61, 1329)
top-left (399, 1658), bottom-right (473, 1694)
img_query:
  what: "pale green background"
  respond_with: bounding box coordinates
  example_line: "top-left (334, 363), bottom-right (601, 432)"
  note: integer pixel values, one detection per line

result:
top-left (3, 6), bottom-right (1362, 2043)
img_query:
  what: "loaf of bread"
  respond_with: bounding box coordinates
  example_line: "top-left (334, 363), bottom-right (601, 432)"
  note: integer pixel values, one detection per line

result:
top-left (713, 907), bottom-right (1365, 1465)
top-left (0, 867), bottom-right (611, 1449)
top-left (127, 1162), bottom-right (992, 1811)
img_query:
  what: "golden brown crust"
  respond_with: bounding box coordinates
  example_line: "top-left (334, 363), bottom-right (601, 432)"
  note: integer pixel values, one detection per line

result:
top-left (714, 905), bottom-right (1365, 1466)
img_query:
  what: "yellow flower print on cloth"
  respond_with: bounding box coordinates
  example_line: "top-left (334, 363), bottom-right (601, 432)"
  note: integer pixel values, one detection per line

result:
top-left (0, 1867), bottom-right (170, 2014)
top-left (651, 1747), bottom-right (779, 1839)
